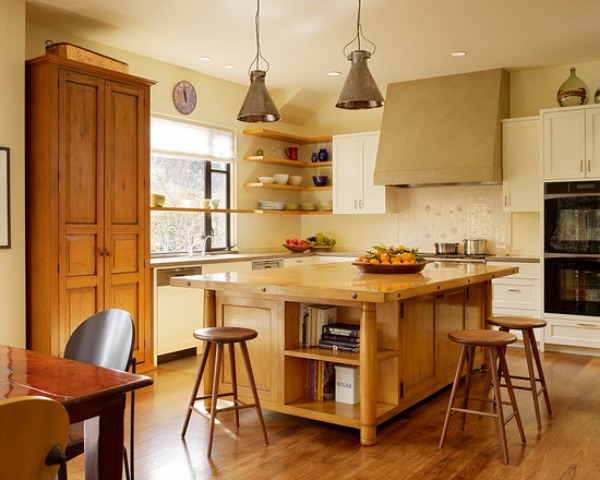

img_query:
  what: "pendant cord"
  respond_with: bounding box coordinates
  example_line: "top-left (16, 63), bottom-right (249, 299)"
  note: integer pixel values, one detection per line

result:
top-left (342, 0), bottom-right (377, 57)
top-left (249, 0), bottom-right (270, 74)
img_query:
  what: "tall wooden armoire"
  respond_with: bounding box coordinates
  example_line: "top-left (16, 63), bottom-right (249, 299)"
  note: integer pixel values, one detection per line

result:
top-left (25, 54), bottom-right (155, 369)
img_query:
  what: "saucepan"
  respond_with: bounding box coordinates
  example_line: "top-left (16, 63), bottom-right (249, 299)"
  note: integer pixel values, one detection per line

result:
top-left (463, 239), bottom-right (487, 256)
top-left (434, 242), bottom-right (459, 255)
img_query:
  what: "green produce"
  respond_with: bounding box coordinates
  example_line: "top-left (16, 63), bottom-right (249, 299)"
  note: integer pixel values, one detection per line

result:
top-left (306, 232), bottom-right (336, 247)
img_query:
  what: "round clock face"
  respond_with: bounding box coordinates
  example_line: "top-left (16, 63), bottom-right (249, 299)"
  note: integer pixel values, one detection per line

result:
top-left (173, 81), bottom-right (197, 115)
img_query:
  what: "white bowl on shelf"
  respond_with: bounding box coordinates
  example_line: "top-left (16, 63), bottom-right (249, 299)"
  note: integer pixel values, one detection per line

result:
top-left (288, 175), bottom-right (302, 186)
top-left (257, 176), bottom-right (274, 184)
top-left (273, 173), bottom-right (289, 184)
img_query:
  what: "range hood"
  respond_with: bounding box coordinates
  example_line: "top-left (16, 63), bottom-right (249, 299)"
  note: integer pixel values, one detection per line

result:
top-left (374, 68), bottom-right (509, 186)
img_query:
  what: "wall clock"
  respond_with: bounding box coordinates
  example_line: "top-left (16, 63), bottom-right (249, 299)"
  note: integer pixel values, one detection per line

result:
top-left (173, 80), bottom-right (197, 115)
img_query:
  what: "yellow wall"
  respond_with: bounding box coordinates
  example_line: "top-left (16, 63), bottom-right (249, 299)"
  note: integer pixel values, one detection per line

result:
top-left (0, 0), bottom-right (25, 347)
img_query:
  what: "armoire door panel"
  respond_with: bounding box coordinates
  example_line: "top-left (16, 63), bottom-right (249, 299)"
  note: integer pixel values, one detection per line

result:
top-left (106, 85), bottom-right (144, 226)
top-left (59, 70), bottom-right (103, 226)
top-left (61, 287), bottom-right (100, 351)
top-left (63, 234), bottom-right (99, 277)
top-left (109, 234), bottom-right (140, 274)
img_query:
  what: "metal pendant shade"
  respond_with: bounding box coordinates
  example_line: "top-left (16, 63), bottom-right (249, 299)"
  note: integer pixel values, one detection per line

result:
top-left (237, 0), bottom-right (281, 122)
top-left (238, 70), bottom-right (281, 122)
top-left (336, 50), bottom-right (384, 109)
top-left (336, 0), bottom-right (384, 110)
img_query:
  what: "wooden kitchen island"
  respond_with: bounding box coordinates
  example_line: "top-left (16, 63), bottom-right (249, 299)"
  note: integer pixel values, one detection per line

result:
top-left (171, 261), bottom-right (517, 445)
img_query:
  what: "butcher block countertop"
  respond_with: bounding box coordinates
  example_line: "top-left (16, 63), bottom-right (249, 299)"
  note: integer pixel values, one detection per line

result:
top-left (170, 261), bottom-right (518, 303)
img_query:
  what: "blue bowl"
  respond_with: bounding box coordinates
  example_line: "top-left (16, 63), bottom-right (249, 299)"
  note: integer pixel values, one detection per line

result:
top-left (312, 175), bottom-right (328, 187)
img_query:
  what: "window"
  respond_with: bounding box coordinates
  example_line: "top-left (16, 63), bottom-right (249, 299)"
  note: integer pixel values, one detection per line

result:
top-left (150, 117), bottom-right (235, 255)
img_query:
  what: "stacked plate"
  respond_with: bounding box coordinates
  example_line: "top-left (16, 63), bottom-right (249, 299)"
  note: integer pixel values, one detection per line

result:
top-left (300, 203), bottom-right (317, 211)
top-left (258, 201), bottom-right (284, 210)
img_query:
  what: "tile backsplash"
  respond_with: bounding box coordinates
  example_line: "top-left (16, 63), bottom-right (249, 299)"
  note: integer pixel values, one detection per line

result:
top-left (395, 184), bottom-right (508, 254)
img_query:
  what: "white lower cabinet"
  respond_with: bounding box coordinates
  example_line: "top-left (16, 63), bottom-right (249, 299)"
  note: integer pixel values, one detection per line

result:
top-left (283, 256), bottom-right (317, 267)
top-left (544, 315), bottom-right (600, 349)
top-left (202, 261), bottom-right (253, 274)
top-left (488, 261), bottom-right (542, 343)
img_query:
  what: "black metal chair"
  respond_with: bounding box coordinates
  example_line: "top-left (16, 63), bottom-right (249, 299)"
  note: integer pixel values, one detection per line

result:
top-left (0, 396), bottom-right (69, 480)
top-left (57, 308), bottom-right (136, 480)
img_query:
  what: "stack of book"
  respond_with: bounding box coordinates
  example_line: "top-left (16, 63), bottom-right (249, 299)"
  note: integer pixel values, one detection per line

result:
top-left (299, 304), bottom-right (337, 347)
top-left (319, 323), bottom-right (360, 352)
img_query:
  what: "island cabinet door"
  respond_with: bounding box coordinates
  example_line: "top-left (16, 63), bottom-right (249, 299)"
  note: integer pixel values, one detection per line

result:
top-left (216, 294), bottom-right (279, 406)
top-left (434, 289), bottom-right (467, 383)
top-left (399, 295), bottom-right (437, 403)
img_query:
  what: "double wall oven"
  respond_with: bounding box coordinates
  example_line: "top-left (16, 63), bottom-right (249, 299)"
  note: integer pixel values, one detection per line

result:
top-left (544, 181), bottom-right (600, 317)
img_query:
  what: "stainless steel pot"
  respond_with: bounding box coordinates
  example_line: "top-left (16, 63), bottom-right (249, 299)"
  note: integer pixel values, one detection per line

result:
top-left (463, 239), bottom-right (487, 256)
top-left (434, 242), bottom-right (459, 255)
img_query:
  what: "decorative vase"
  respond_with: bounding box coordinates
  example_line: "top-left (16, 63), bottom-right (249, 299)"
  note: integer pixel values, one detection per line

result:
top-left (318, 148), bottom-right (328, 162)
top-left (557, 67), bottom-right (589, 107)
top-left (311, 152), bottom-right (318, 163)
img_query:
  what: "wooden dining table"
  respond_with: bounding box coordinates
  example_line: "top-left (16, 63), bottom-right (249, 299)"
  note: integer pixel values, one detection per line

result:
top-left (0, 344), bottom-right (153, 480)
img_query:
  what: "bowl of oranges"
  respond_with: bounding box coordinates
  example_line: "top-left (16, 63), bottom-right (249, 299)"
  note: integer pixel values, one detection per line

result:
top-left (353, 244), bottom-right (428, 274)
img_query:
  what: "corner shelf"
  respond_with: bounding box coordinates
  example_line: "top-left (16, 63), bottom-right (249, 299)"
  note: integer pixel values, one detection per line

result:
top-left (244, 155), bottom-right (333, 168)
top-left (243, 128), bottom-right (332, 145)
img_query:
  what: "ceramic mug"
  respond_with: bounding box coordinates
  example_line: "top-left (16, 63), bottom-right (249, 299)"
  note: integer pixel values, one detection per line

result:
top-left (284, 147), bottom-right (298, 160)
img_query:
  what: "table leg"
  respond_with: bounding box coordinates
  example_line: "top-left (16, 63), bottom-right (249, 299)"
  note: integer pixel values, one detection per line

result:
top-left (84, 396), bottom-right (126, 480)
top-left (360, 301), bottom-right (377, 446)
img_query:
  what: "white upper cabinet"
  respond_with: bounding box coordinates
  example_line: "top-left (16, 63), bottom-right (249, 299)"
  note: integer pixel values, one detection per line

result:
top-left (501, 117), bottom-right (541, 212)
top-left (333, 132), bottom-right (397, 214)
top-left (542, 105), bottom-right (600, 181)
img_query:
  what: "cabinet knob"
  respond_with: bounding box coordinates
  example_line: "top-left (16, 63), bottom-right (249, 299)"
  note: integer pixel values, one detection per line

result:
top-left (580, 160), bottom-right (584, 172)
top-left (354, 199), bottom-right (358, 209)
top-left (588, 159), bottom-right (592, 172)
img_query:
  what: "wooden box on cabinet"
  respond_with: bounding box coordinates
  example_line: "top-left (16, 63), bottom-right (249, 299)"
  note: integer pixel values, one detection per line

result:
top-left (25, 54), bottom-right (155, 369)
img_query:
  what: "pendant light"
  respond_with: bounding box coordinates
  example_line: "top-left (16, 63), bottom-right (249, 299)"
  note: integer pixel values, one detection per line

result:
top-left (335, 0), bottom-right (384, 110)
top-left (237, 0), bottom-right (281, 122)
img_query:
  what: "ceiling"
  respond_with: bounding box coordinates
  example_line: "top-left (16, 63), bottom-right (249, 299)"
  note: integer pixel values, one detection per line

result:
top-left (26, 0), bottom-right (600, 100)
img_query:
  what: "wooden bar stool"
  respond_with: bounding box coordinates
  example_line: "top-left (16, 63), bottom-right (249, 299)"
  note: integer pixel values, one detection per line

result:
top-left (181, 327), bottom-right (269, 456)
top-left (486, 316), bottom-right (552, 429)
top-left (439, 329), bottom-right (526, 464)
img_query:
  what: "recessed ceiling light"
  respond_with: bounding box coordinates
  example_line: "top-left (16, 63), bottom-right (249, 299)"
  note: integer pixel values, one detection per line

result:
top-left (224, 64), bottom-right (236, 69)
top-left (199, 56), bottom-right (212, 61)
top-left (327, 71), bottom-right (341, 77)
top-left (451, 51), bottom-right (468, 57)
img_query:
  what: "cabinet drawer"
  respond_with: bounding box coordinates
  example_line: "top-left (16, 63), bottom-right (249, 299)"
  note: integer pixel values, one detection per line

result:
top-left (545, 317), bottom-right (600, 349)
top-left (492, 279), bottom-right (540, 310)
top-left (487, 261), bottom-right (540, 279)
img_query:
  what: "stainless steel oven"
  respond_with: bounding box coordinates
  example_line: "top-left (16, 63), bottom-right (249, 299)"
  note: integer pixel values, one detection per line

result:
top-left (545, 256), bottom-right (600, 316)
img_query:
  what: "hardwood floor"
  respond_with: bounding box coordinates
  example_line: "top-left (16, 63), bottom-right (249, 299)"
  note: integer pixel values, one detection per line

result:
top-left (66, 348), bottom-right (600, 479)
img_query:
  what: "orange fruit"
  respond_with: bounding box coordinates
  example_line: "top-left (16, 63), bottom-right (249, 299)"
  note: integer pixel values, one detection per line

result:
top-left (401, 252), bottom-right (415, 264)
top-left (369, 258), bottom-right (380, 264)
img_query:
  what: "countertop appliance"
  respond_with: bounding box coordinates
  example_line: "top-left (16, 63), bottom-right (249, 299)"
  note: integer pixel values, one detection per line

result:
top-left (544, 180), bottom-right (600, 317)
top-left (252, 259), bottom-right (283, 270)
top-left (155, 266), bottom-right (203, 361)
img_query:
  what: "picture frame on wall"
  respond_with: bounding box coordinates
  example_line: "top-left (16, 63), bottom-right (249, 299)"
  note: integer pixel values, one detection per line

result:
top-left (0, 147), bottom-right (10, 248)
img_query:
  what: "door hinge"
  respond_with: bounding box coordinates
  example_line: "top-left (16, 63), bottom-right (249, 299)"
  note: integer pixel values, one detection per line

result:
top-left (466, 287), bottom-right (470, 300)
top-left (400, 381), bottom-right (404, 399)
top-left (400, 303), bottom-right (404, 318)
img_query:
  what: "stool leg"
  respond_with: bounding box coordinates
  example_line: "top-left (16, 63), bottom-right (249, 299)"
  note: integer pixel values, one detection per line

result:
top-left (489, 347), bottom-right (510, 464)
top-left (460, 345), bottom-right (476, 431)
top-left (239, 340), bottom-right (269, 446)
top-left (439, 344), bottom-right (468, 449)
top-left (228, 342), bottom-right (240, 428)
top-left (528, 329), bottom-right (552, 418)
top-left (207, 342), bottom-right (224, 457)
top-left (497, 346), bottom-right (527, 446)
top-left (522, 328), bottom-right (542, 429)
top-left (181, 342), bottom-right (212, 438)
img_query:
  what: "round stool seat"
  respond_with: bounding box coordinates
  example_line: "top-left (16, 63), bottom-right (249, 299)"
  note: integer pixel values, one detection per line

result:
top-left (193, 327), bottom-right (258, 344)
top-left (448, 329), bottom-right (517, 347)
top-left (487, 316), bottom-right (547, 330)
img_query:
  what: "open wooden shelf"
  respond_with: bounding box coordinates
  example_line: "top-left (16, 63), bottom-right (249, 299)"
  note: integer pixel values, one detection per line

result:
top-left (244, 182), bottom-right (332, 191)
top-left (150, 206), bottom-right (332, 215)
top-left (284, 347), bottom-right (397, 365)
top-left (244, 155), bottom-right (333, 168)
top-left (244, 128), bottom-right (332, 145)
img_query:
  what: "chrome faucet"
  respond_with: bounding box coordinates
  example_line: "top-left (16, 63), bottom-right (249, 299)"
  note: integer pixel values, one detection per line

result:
top-left (200, 235), bottom-right (213, 256)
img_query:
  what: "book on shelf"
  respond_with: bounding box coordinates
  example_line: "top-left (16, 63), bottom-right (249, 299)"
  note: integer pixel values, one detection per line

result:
top-left (318, 341), bottom-right (360, 353)
top-left (299, 304), bottom-right (337, 347)
top-left (302, 359), bottom-right (335, 400)
top-left (322, 322), bottom-right (360, 337)
top-left (321, 333), bottom-right (360, 344)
